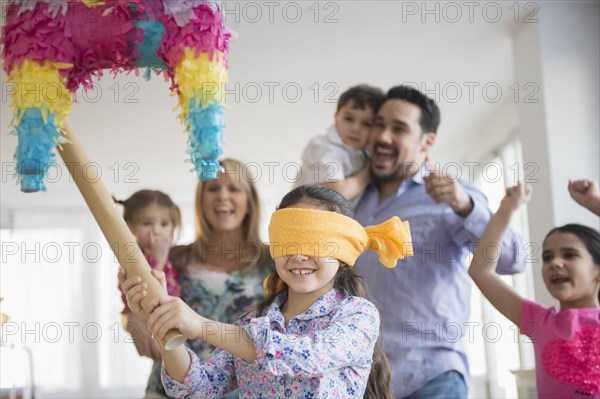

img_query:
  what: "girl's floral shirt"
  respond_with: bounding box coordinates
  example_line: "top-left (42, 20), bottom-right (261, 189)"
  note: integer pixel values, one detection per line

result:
top-left (162, 288), bottom-right (380, 399)
top-left (146, 261), bottom-right (273, 397)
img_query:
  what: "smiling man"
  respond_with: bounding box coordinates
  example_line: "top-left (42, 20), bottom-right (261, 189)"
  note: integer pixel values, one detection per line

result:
top-left (353, 85), bottom-right (526, 398)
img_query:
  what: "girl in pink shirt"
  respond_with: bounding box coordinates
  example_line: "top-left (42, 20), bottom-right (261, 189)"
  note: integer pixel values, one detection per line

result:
top-left (469, 181), bottom-right (599, 398)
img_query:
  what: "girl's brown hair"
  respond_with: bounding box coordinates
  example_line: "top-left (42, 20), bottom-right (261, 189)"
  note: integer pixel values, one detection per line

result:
top-left (257, 184), bottom-right (393, 399)
top-left (114, 189), bottom-right (182, 239)
top-left (172, 158), bottom-right (269, 273)
top-left (337, 84), bottom-right (385, 114)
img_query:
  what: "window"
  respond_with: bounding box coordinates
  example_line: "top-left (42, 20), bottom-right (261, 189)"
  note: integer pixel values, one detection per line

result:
top-left (464, 137), bottom-right (535, 398)
top-left (1, 210), bottom-right (152, 398)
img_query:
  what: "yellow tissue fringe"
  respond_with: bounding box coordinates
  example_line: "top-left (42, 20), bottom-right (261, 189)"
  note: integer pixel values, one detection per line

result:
top-left (173, 49), bottom-right (228, 122)
top-left (8, 59), bottom-right (73, 129)
top-left (79, 0), bottom-right (106, 8)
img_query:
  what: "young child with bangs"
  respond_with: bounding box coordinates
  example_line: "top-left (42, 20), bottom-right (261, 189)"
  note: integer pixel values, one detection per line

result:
top-left (296, 84), bottom-right (384, 202)
top-left (469, 180), bottom-right (599, 398)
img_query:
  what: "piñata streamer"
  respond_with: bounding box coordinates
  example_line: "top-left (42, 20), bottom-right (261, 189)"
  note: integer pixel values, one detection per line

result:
top-left (1, 0), bottom-right (231, 191)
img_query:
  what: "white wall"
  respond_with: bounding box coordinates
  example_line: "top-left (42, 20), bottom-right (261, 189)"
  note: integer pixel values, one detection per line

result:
top-left (514, 1), bottom-right (600, 306)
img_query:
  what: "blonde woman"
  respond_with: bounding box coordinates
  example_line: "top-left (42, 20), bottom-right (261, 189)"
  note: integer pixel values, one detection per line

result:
top-left (125, 158), bottom-right (274, 398)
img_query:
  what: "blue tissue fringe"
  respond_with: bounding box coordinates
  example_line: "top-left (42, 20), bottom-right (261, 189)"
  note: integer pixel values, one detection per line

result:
top-left (186, 100), bottom-right (224, 181)
top-left (13, 108), bottom-right (62, 193)
top-left (134, 19), bottom-right (166, 74)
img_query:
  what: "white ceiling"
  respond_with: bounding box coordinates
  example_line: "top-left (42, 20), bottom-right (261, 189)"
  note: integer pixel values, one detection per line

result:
top-left (1, 1), bottom-right (525, 218)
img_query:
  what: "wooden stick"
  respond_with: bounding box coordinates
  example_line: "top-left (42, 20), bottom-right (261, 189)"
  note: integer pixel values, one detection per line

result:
top-left (57, 123), bottom-right (185, 350)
